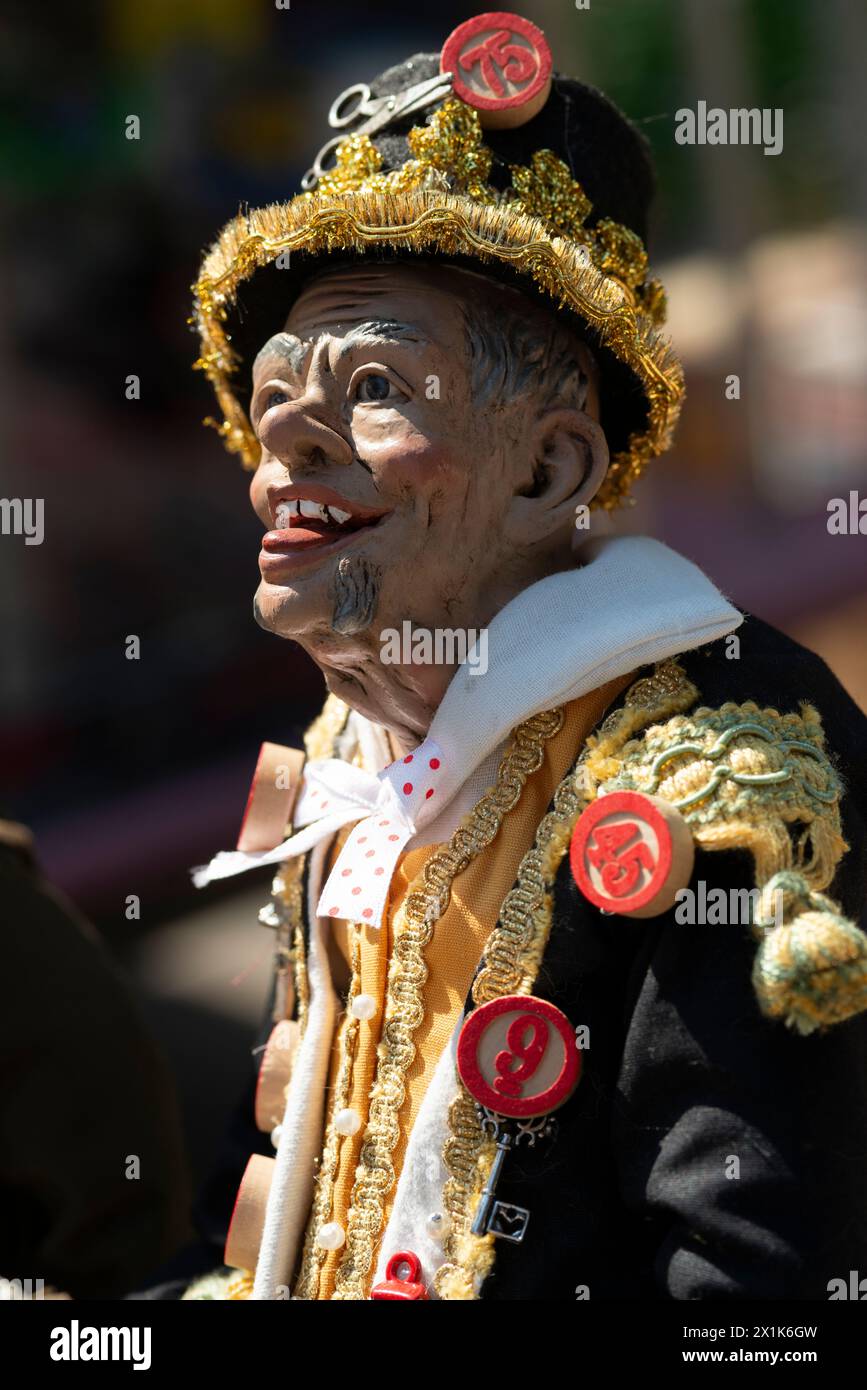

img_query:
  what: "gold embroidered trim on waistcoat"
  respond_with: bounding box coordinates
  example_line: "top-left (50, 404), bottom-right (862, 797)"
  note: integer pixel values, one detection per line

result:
top-left (434, 660), bottom-right (700, 1299)
top-left (328, 707), bottom-right (565, 1299)
top-left (271, 855), bottom-right (306, 1030)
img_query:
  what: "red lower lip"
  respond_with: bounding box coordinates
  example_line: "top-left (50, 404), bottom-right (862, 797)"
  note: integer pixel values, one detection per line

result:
top-left (259, 521), bottom-right (379, 576)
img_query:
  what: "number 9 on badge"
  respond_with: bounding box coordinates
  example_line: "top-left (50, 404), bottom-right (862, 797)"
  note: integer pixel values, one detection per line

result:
top-left (457, 995), bottom-right (582, 1119)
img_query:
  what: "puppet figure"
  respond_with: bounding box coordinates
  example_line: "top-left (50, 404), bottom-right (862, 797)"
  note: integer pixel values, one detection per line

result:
top-left (182, 13), bottom-right (867, 1301)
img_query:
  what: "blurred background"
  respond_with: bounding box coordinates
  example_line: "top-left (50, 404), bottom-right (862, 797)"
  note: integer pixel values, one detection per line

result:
top-left (2, 0), bottom-right (866, 1190)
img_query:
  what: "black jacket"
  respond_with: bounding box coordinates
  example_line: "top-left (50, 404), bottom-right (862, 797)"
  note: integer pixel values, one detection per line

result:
top-left (159, 614), bottom-right (867, 1300)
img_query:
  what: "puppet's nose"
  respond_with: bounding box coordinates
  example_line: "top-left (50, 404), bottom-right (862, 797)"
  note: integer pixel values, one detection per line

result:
top-left (258, 399), bottom-right (353, 471)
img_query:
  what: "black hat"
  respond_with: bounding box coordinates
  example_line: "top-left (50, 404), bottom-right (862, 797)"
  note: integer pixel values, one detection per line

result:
top-left (193, 12), bottom-right (683, 508)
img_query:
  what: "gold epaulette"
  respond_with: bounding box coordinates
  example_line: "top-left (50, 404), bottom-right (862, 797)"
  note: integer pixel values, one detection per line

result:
top-left (599, 699), bottom-right (867, 1034)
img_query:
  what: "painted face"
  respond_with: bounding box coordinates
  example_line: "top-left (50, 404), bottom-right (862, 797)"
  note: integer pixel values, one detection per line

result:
top-left (248, 262), bottom-right (547, 648)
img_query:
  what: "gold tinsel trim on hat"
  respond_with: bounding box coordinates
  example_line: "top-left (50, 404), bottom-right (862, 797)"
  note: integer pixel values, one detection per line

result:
top-left (311, 103), bottom-right (654, 299)
top-left (192, 101), bottom-right (684, 511)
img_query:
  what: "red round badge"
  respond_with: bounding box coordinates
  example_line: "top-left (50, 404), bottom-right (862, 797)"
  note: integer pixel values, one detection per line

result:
top-left (440, 12), bottom-right (553, 128)
top-left (569, 790), bottom-right (684, 916)
top-left (457, 995), bottom-right (581, 1119)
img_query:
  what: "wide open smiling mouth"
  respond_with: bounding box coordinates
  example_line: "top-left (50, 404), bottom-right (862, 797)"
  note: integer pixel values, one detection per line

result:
top-left (261, 485), bottom-right (391, 559)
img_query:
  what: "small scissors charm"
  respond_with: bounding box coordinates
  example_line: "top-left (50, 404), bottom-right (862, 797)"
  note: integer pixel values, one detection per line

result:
top-left (302, 71), bottom-right (453, 190)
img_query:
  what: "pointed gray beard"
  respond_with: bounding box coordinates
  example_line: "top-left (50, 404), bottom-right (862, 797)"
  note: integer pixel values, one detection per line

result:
top-left (330, 554), bottom-right (382, 635)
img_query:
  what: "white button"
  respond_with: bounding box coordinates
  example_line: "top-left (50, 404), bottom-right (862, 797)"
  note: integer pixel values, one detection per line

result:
top-left (334, 1108), bottom-right (362, 1137)
top-left (426, 1211), bottom-right (450, 1241)
top-left (316, 1221), bottom-right (346, 1251)
top-left (270, 1124), bottom-right (283, 1149)
top-left (351, 993), bottom-right (377, 1021)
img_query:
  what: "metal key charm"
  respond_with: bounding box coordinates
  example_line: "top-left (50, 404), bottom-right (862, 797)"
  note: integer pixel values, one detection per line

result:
top-left (470, 1117), bottom-right (532, 1243)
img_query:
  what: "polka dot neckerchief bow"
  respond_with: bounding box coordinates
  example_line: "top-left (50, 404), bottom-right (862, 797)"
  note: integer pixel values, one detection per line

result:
top-left (302, 739), bottom-right (445, 927)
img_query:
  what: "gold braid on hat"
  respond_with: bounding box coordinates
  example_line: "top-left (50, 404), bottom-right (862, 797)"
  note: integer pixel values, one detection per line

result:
top-left (192, 97), bottom-right (682, 510)
top-left (310, 101), bottom-right (666, 321)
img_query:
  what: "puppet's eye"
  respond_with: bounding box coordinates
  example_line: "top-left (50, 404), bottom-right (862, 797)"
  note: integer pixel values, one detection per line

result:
top-left (264, 389), bottom-right (290, 411)
top-left (354, 374), bottom-right (397, 403)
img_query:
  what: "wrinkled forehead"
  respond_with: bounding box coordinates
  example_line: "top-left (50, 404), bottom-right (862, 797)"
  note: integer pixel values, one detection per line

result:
top-left (250, 259), bottom-right (587, 392)
top-left (250, 262), bottom-right (480, 386)
top-left (285, 262), bottom-right (470, 338)
top-left (252, 262), bottom-right (489, 381)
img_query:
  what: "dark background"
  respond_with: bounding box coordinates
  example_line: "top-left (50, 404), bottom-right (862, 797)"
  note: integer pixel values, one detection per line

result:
top-left (2, 0), bottom-right (866, 1180)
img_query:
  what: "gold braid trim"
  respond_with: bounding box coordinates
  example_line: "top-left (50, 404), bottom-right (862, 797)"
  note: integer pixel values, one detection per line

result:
top-left (224, 1271), bottom-right (255, 1301)
top-left (435, 661), bottom-right (700, 1299)
top-left (275, 691), bottom-right (352, 1037)
top-left (289, 922), bottom-right (309, 1036)
top-left (293, 925), bottom-right (363, 1299)
top-left (304, 692), bottom-right (351, 760)
top-left (612, 701), bottom-right (844, 886)
top-left (269, 853), bottom-right (305, 1023)
top-left (329, 708), bottom-right (565, 1300)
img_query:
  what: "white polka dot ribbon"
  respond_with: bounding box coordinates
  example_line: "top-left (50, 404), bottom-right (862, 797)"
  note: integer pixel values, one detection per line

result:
top-left (316, 741), bottom-right (445, 926)
top-left (192, 739), bottom-right (446, 928)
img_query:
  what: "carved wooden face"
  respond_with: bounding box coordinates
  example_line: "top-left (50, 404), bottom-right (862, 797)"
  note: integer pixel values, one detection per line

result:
top-left (248, 261), bottom-right (606, 665)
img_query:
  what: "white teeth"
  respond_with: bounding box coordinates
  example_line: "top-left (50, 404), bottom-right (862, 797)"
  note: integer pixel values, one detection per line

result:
top-left (274, 498), bottom-right (355, 528)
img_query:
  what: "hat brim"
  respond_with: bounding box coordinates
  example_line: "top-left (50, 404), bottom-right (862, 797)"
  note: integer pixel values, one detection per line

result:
top-left (193, 187), bottom-right (684, 510)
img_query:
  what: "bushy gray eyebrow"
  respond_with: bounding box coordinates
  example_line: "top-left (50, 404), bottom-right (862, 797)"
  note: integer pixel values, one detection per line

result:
top-left (253, 320), bottom-right (429, 391)
top-left (254, 332), bottom-right (308, 376)
top-left (334, 320), bottom-right (428, 359)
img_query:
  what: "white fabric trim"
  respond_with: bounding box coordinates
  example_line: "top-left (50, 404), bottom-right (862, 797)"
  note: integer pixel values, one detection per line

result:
top-left (251, 838), bottom-right (336, 1299)
top-left (373, 1023), bottom-right (463, 1298)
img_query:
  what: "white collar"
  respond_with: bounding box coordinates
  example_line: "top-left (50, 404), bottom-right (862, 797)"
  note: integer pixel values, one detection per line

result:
top-left (194, 536), bottom-right (741, 925)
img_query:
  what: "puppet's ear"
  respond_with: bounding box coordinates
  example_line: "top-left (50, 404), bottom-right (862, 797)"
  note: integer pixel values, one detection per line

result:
top-left (504, 408), bottom-right (610, 545)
